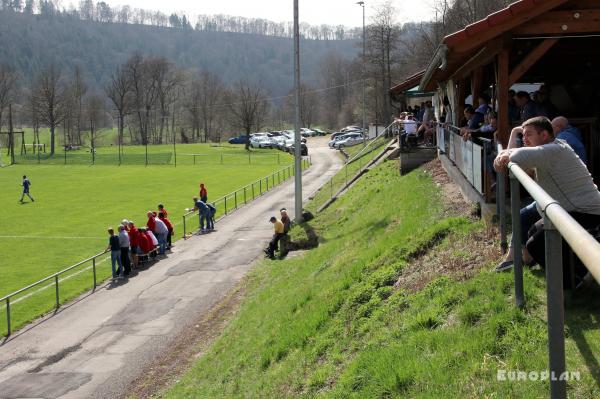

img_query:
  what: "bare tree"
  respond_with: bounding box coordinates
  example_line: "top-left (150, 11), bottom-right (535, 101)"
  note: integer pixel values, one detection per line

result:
top-left (126, 54), bottom-right (159, 145)
top-left (183, 74), bottom-right (202, 141)
top-left (153, 57), bottom-right (183, 144)
top-left (106, 63), bottom-right (133, 148)
top-left (85, 93), bottom-right (106, 161)
top-left (34, 63), bottom-right (67, 154)
top-left (198, 70), bottom-right (224, 142)
top-left (71, 65), bottom-right (87, 145)
top-left (228, 80), bottom-right (269, 149)
top-left (367, 1), bottom-right (400, 124)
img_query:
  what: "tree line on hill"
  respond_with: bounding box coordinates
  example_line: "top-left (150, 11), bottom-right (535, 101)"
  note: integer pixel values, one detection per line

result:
top-left (0, 0), bottom-right (513, 156)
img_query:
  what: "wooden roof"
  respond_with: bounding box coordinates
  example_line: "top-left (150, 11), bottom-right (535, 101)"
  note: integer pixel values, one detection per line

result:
top-left (418, 0), bottom-right (600, 91)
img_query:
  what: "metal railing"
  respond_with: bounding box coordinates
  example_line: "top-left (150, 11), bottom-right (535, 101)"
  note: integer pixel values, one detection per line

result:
top-left (1, 250), bottom-right (109, 337)
top-left (181, 158), bottom-right (311, 237)
top-left (437, 124), bottom-right (495, 201)
top-left (496, 154), bottom-right (600, 399)
top-left (320, 122), bottom-right (396, 204)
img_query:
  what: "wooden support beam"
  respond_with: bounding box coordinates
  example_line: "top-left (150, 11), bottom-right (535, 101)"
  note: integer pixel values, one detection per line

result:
top-left (509, 38), bottom-right (558, 86)
top-left (471, 67), bottom-right (483, 101)
top-left (450, 38), bottom-right (504, 80)
top-left (513, 9), bottom-right (600, 35)
top-left (497, 48), bottom-right (511, 147)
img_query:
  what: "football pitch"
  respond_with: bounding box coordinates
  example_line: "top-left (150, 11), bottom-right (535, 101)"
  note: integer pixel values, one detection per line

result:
top-left (0, 144), bottom-right (293, 335)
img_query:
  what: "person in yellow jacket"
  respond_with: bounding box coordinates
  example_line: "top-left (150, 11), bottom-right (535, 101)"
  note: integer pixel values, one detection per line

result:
top-left (265, 216), bottom-right (285, 259)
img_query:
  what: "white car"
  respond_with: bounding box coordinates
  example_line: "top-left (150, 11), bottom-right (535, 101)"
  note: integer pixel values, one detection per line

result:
top-left (300, 128), bottom-right (316, 137)
top-left (334, 133), bottom-right (364, 149)
top-left (250, 136), bottom-right (273, 148)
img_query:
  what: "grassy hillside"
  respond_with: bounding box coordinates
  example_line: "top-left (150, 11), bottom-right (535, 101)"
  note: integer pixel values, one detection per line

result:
top-left (163, 160), bottom-right (600, 398)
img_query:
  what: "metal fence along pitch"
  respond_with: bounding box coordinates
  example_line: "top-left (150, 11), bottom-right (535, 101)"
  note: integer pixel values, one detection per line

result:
top-left (181, 158), bottom-right (310, 238)
top-left (1, 251), bottom-right (109, 337)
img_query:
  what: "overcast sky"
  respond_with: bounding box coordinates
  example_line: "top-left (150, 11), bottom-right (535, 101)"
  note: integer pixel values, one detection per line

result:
top-left (105, 0), bottom-right (436, 27)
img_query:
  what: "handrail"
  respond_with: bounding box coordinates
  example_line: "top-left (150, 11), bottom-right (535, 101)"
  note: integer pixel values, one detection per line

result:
top-left (494, 142), bottom-right (600, 399)
top-left (2, 249), bottom-right (110, 337)
top-left (508, 162), bottom-right (600, 282)
top-left (0, 250), bottom-right (108, 303)
top-left (346, 122), bottom-right (395, 164)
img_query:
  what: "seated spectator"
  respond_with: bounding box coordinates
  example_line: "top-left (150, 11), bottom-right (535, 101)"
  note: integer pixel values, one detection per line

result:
top-left (508, 89), bottom-right (520, 125)
top-left (537, 84), bottom-right (558, 120)
top-left (551, 116), bottom-right (587, 164)
top-left (400, 115), bottom-right (418, 148)
top-left (463, 111), bottom-right (497, 142)
top-left (494, 117), bottom-right (600, 285)
top-left (475, 93), bottom-right (491, 116)
top-left (158, 212), bottom-right (174, 249)
top-left (515, 91), bottom-right (549, 123)
top-left (137, 227), bottom-right (153, 254)
top-left (265, 216), bottom-right (285, 259)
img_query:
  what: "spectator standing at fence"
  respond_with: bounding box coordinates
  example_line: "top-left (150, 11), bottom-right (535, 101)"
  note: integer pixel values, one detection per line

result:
top-left (19, 175), bottom-right (35, 203)
top-left (158, 212), bottom-right (174, 248)
top-left (152, 214), bottom-right (169, 255)
top-left (494, 117), bottom-right (600, 280)
top-left (127, 221), bottom-right (140, 269)
top-left (265, 216), bottom-right (285, 259)
top-left (106, 228), bottom-right (122, 278)
top-left (515, 91), bottom-right (548, 123)
top-left (205, 202), bottom-right (216, 231)
top-left (157, 204), bottom-right (168, 218)
top-left (118, 225), bottom-right (131, 276)
top-left (199, 183), bottom-right (208, 202)
top-left (192, 197), bottom-right (210, 232)
top-left (551, 116), bottom-right (587, 164)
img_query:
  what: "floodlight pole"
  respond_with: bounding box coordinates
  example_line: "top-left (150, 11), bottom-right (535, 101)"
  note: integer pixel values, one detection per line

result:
top-left (293, 0), bottom-right (303, 222)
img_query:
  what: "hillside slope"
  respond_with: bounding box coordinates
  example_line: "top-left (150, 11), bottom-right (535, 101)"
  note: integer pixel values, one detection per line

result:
top-left (162, 160), bottom-right (600, 398)
top-left (0, 11), bottom-right (357, 95)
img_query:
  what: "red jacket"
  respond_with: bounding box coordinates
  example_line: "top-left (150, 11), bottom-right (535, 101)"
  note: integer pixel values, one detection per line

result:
top-left (147, 216), bottom-right (156, 232)
top-left (128, 226), bottom-right (139, 247)
top-left (200, 186), bottom-right (207, 198)
top-left (159, 216), bottom-right (174, 232)
top-left (139, 232), bottom-right (154, 253)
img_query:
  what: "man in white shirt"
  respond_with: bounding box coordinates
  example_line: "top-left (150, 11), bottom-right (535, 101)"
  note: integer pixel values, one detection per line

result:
top-left (153, 214), bottom-right (170, 255)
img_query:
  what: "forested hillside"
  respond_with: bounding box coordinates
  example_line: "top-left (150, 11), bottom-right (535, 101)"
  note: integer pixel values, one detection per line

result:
top-left (0, 10), bottom-right (357, 96)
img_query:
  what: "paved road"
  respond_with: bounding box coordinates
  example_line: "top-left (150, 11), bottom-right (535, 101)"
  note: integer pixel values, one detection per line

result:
top-left (0, 138), bottom-right (342, 399)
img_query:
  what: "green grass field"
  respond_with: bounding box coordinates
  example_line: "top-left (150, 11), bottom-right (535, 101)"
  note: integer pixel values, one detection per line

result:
top-left (163, 161), bottom-right (600, 398)
top-left (0, 143), bottom-right (293, 336)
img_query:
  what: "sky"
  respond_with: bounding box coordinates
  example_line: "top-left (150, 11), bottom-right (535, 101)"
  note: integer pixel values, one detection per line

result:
top-left (106, 0), bottom-right (436, 27)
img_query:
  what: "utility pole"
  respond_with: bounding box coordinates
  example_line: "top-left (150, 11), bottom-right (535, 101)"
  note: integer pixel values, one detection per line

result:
top-left (293, 0), bottom-right (303, 222)
top-left (358, 1), bottom-right (367, 138)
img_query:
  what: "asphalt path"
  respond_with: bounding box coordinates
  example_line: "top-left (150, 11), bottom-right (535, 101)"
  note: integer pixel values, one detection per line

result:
top-left (0, 137), bottom-right (343, 399)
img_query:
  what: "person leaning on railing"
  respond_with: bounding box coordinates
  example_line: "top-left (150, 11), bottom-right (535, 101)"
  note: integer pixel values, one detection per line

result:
top-left (493, 117), bottom-right (600, 284)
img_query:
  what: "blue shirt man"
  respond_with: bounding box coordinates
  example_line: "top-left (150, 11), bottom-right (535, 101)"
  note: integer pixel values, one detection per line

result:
top-left (193, 197), bottom-right (210, 232)
top-left (20, 175), bottom-right (34, 203)
top-left (551, 117), bottom-right (587, 164)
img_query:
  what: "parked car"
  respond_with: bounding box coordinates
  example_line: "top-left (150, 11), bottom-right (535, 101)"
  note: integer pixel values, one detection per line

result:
top-left (341, 125), bottom-right (361, 133)
top-left (334, 133), bottom-right (364, 149)
top-left (312, 128), bottom-right (326, 136)
top-left (300, 128), bottom-right (316, 137)
top-left (250, 135), bottom-right (274, 148)
top-left (328, 134), bottom-right (350, 148)
top-left (228, 135), bottom-right (249, 145)
top-left (286, 142), bottom-right (308, 156)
